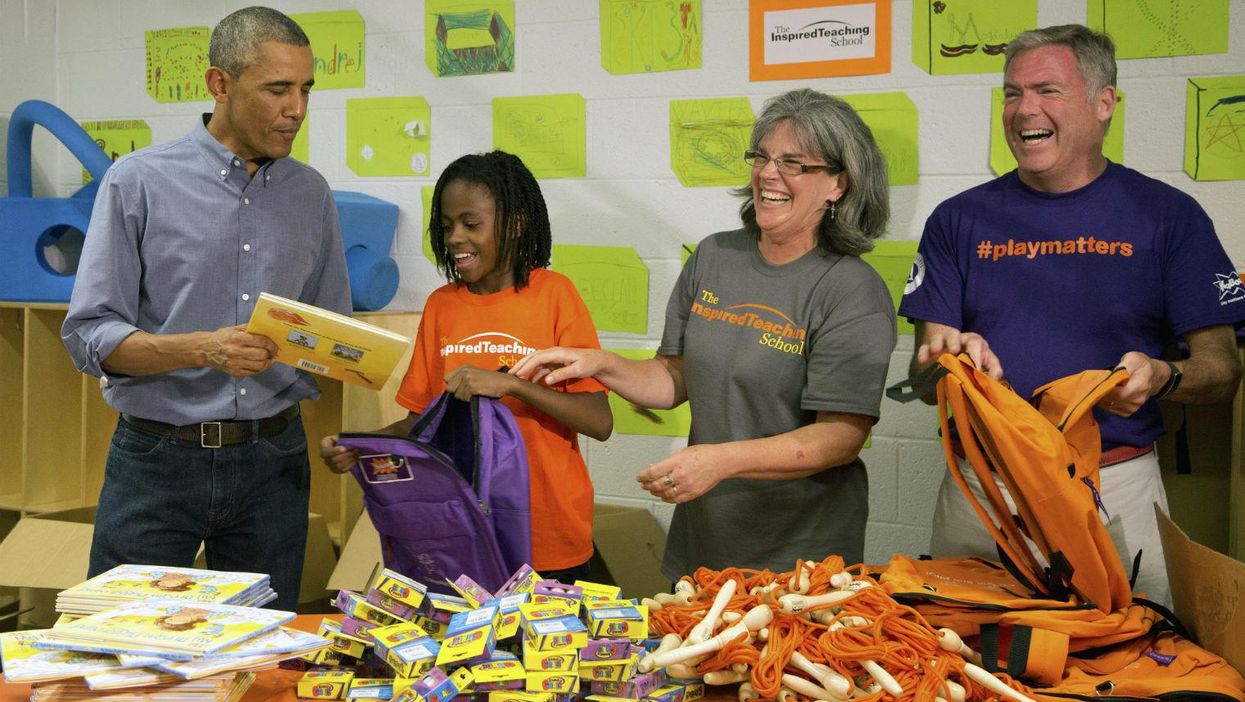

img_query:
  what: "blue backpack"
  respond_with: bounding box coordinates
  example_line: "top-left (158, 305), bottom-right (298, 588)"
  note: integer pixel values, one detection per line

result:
top-left (337, 392), bottom-right (532, 594)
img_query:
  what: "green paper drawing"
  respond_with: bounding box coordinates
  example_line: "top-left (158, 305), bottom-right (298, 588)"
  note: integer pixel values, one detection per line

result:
top-left (990, 87), bottom-right (1125, 176)
top-left (290, 10), bottom-right (365, 89)
top-left (605, 348), bottom-right (691, 437)
top-left (841, 92), bottom-right (919, 186)
top-left (291, 113), bottom-right (309, 164)
top-left (1088, 0), bottom-right (1228, 59)
top-left (912, 0), bottom-right (1035, 75)
top-left (422, 185), bottom-right (438, 264)
top-left (681, 243), bottom-right (696, 266)
top-left (80, 120), bottom-right (151, 184)
top-left (346, 97), bottom-right (431, 177)
top-left (551, 244), bottom-right (648, 334)
top-left (1184, 76), bottom-right (1245, 182)
top-left (669, 98), bottom-right (754, 187)
top-left (493, 94), bottom-right (586, 179)
top-left (600, 0), bottom-right (702, 75)
top-left (145, 26), bottom-right (211, 103)
top-left (426, 0), bottom-right (515, 76)
top-left (860, 240), bottom-right (919, 335)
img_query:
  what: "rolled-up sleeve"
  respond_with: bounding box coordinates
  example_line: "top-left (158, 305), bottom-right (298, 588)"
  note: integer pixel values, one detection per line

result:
top-left (62, 165), bottom-right (143, 377)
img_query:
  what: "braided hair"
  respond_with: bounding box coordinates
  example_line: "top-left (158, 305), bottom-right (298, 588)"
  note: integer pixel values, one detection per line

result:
top-left (428, 151), bottom-right (552, 290)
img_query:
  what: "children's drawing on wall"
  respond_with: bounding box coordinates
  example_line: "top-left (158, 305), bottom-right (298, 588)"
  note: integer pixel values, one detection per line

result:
top-left (493, 94), bottom-right (586, 179)
top-left (600, 0), bottom-right (702, 75)
top-left (992, 88), bottom-right (1125, 176)
top-left (1088, 0), bottom-right (1228, 59)
top-left (80, 121), bottom-right (151, 184)
top-left (841, 92), bottom-right (919, 186)
top-left (668, 98), bottom-right (754, 187)
top-left (145, 27), bottom-right (211, 103)
top-left (426, 0), bottom-right (515, 77)
top-left (860, 240), bottom-right (919, 335)
top-left (1185, 77), bottom-right (1245, 182)
top-left (290, 10), bottom-right (366, 89)
top-left (346, 97), bottom-right (431, 177)
top-left (551, 244), bottom-right (648, 334)
top-left (912, 0), bottom-right (1035, 75)
top-left (604, 348), bottom-right (691, 436)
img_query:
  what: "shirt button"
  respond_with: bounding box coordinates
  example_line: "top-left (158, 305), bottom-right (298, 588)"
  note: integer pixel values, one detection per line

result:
top-left (240, 387), bottom-right (248, 396)
top-left (219, 169), bottom-right (227, 176)
top-left (243, 197), bottom-right (250, 205)
top-left (233, 159), bottom-right (241, 166)
top-left (242, 293), bottom-right (250, 301)
top-left (243, 243), bottom-right (251, 252)
top-left (265, 175), bottom-right (271, 181)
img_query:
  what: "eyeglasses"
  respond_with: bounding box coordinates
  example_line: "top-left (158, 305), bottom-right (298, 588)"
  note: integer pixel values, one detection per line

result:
top-left (743, 150), bottom-right (840, 176)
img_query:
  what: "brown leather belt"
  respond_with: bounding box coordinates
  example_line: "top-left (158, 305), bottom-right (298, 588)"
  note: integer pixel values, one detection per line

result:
top-left (950, 439), bottom-right (1153, 467)
top-left (122, 405), bottom-right (300, 448)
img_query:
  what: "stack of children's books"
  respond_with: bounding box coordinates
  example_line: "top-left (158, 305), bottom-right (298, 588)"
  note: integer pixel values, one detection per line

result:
top-left (0, 566), bottom-right (331, 701)
top-left (55, 564), bottom-right (276, 615)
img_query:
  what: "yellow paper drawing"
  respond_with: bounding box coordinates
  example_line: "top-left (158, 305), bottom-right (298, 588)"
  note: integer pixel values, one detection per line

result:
top-left (1184, 76), bottom-right (1245, 182)
top-left (669, 98), bottom-right (754, 187)
top-left (422, 185), bottom-right (438, 264)
top-left (605, 348), bottom-right (691, 437)
top-left (291, 113), bottom-right (309, 164)
top-left (145, 26), bottom-right (211, 103)
top-left (80, 120), bottom-right (151, 184)
top-left (841, 92), bottom-right (919, 186)
top-left (860, 240), bottom-right (918, 335)
top-left (426, 0), bottom-right (515, 76)
top-left (346, 97), bottom-right (431, 177)
top-left (290, 10), bottom-right (366, 90)
top-left (990, 87), bottom-right (1124, 176)
top-left (493, 94), bottom-right (586, 179)
top-left (681, 243), bottom-right (696, 266)
top-left (551, 244), bottom-right (648, 334)
top-left (1088, 0), bottom-right (1228, 59)
top-left (912, 0), bottom-right (1035, 75)
top-left (600, 0), bottom-right (702, 75)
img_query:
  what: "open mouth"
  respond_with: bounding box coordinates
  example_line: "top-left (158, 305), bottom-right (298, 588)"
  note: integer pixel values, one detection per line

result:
top-left (1019, 128), bottom-right (1054, 144)
top-left (759, 190), bottom-right (791, 204)
top-left (453, 252), bottom-right (478, 268)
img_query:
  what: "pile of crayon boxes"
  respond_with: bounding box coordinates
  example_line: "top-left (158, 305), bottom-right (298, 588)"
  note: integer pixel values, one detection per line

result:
top-left (291, 565), bottom-right (705, 702)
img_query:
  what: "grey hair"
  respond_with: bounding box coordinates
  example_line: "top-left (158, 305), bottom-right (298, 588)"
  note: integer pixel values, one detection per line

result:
top-left (1004, 24), bottom-right (1117, 99)
top-left (209, 6), bottom-right (309, 77)
top-left (733, 88), bottom-right (889, 257)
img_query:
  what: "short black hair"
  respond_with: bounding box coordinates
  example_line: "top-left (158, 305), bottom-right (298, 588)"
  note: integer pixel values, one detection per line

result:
top-left (428, 151), bottom-right (552, 290)
top-left (209, 6), bottom-right (310, 77)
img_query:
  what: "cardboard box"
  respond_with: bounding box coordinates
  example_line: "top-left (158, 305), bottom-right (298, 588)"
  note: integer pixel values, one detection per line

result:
top-left (0, 506), bottom-right (338, 626)
top-left (329, 504), bottom-right (671, 600)
top-left (1157, 506), bottom-right (1245, 671)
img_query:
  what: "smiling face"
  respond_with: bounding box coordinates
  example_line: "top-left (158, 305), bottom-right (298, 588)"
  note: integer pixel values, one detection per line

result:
top-left (1002, 44), bottom-right (1115, 193)
top-left (750, 120), bottom-right (845, 250)
top-left (206, 41), bottom-right (313, 175)
top-left (440, 180), bottom-right (514, 295)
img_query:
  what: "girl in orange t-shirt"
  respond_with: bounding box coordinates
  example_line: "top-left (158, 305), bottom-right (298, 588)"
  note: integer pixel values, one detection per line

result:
top-left (320, 151), bottom-right (612, 583)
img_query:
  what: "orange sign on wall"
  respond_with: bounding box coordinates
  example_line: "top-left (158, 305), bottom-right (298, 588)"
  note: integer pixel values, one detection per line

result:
top-left (749, 0), bottom-right (891, 81)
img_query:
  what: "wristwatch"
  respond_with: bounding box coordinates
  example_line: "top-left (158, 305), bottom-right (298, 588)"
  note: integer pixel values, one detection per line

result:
top-left (1154, 360), bottom-right (1182, 400)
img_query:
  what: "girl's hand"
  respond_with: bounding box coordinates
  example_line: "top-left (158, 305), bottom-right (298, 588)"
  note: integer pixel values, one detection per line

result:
top-left (319, 434), bottom-right (358, 474)
top-left (445, 364), bottom-right (517, 401)
top-left (636, 445), bottom-right (725, 505)
top-left (510, 347), bottom-right (608, 385)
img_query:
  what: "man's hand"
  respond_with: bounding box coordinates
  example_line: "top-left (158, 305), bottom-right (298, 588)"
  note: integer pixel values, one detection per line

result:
top-left (201, 325), bottom-right (279, 376)
top-left (915, 322), bottom-right (1003, 379)
top-left (445, 364), bottom-right (517, 402)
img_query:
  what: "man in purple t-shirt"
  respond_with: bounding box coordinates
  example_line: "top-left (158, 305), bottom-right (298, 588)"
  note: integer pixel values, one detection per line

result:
top-left (898, 25), bottom-right (1244, 607)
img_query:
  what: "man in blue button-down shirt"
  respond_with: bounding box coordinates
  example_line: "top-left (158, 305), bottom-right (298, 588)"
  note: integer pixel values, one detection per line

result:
top-left (62, 6), bottom-right (351, 611)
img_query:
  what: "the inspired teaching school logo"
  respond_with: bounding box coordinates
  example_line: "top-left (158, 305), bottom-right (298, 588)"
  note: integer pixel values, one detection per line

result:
top-left (691, 290), bottom-right (807, 356)
top-left (440, 332), bottom-right (536, 368)
top-left (763, 4), bottom-right (877, 65)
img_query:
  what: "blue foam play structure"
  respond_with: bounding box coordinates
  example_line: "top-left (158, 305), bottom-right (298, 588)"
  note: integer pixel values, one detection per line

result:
top-left (1, 100), bottom-right (401, 310)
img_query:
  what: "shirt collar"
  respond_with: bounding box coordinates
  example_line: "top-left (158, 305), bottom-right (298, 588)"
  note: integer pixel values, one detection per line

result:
top-left (193, 113), bottom-right (281, 185)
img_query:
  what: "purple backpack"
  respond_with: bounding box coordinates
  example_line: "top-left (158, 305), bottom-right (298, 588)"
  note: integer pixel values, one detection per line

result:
top-left (337, 392), bottom-right (532, 594)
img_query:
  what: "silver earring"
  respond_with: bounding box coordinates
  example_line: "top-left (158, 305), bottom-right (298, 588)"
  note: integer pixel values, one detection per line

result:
top-left (829, 200), bottom-right (837, 220)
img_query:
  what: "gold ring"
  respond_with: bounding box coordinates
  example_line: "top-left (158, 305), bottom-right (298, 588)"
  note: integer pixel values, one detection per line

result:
top-left (670, 485), bottom-right (678, 496)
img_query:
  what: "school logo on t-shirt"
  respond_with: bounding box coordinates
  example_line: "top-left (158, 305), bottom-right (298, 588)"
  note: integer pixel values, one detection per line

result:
top-left (439, 331), bottom-right (537, 368)
top-left (691, 289), bottom-right (807, 355)
top-left (904, 253), bottom-right (925, 295)
top-left (1213, 272), bottom-right (1245, 306)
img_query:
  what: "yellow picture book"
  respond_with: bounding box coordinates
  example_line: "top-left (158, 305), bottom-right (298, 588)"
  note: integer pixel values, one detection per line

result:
top-left (246, 292), bottom-right (412, 388)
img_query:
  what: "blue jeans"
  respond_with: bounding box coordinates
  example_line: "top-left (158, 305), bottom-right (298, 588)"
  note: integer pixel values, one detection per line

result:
top-left (89, 414), bottom-right (311, 611)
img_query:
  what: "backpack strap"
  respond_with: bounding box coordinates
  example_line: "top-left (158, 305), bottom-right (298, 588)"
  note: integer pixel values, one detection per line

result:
top-left (884, 362), bottom-right (948, 403)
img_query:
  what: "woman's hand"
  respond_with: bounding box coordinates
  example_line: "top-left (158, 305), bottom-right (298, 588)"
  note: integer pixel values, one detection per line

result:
top-left (445, 364), bottom-right (517, 401)
top-left (637, 445), bottom-right (725, 505)
top-left (510, 347), bottom-right (610, 386)
top-left (319, 435), bottom-right (358, 474)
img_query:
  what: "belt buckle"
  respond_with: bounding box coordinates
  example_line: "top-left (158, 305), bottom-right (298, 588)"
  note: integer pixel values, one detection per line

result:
top-left (201, 422), bottom-right (223, 449)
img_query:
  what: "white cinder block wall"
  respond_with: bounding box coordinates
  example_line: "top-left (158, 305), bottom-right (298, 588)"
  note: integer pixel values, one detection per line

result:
top-left (3, 1), bottom-right (1243, 565)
